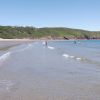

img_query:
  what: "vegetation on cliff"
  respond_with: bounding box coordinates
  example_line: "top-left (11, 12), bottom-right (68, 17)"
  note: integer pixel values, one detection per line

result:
top-left (0, 26), bottom-right (100, 39)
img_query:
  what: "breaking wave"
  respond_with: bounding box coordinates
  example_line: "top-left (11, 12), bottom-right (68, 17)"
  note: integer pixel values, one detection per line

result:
top-left (62, 53), bottom-right (100, 66)
top-left (0, 80), bottom-right (19, 92)
top-left (0, 52), bottom-right (11, 63)
top-left (0, 43), bottom-right (33, 65)
top-left (62, 54), bottom-right (70, 58)
top-left (48, 46), bottom-right (55, 50)
top-left (12, 43), bottom-right (33, 53)
top-left (62, 53), bottom-right (85, 61)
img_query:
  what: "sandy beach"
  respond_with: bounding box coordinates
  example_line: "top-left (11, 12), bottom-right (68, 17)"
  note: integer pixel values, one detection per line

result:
top-left (0, 39), bottom-right (34, 50)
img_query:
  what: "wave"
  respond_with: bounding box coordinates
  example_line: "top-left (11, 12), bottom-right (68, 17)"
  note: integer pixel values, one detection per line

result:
top-left (19, 43), bottom-right (32, 51)
top-left (62, 54), bottom-right (70, 58)
top-left (69, 56), bottom-right (75, 58)
top-left (62, 53), bottom-right (84, 61)
top-left (12, 43), bottom-right (33, 53)
top-left (76, 57), bottom-right (83, 61)
top-left (62, 53), bottom-right (100, 66)
top-left (0, 52), bottom-right (11, 63)
top-left (48, 46), bottom-right (55, 50)
top-left (0, 43), bottom-right (33, 65)
top-left (0, 80), bottom-right (19, 92)
top-left (28, 43), bottom-right (32, 47)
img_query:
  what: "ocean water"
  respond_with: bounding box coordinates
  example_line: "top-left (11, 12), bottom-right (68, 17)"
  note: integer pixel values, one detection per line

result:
top-left (49, 40), bottom-right (100, 64)
top-left (0, 40), bottom-right (100, 100)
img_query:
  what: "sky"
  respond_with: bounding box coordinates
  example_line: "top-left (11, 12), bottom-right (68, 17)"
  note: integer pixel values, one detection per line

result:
top-left (0, 0), bottom-right (100, 31)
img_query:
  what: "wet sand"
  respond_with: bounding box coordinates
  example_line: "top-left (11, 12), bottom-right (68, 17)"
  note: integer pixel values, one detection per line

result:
top-left (0, 39), bottom-right (34, 50)
top-left (0, 41), bottom-right (100, 100)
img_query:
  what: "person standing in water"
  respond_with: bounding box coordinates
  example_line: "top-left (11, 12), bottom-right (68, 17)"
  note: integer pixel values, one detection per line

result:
top-left (74, 40), bottom-right (77, 44)
top-left (45, 41), bottom-right (47, 46)
top-left (42, 40), bottom-right (48, 47)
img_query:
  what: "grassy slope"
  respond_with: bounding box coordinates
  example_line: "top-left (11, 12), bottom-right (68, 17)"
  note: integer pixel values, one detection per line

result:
top-left (0, 26), bottom-right (100, 39)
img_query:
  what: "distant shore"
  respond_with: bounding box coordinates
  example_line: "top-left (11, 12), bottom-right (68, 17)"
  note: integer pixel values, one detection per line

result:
top-left (0, 26), bottom-right (100, 40)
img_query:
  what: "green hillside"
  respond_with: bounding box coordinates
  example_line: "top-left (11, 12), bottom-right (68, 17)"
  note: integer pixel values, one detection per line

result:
top-left (0, 26), bottom-right (100, 39)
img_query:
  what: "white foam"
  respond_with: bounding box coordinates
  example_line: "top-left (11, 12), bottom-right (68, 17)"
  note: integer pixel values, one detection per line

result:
top-left (69, 56), bottom-right (75, 58)
top-left (63, 54), bottom-right (70, 58)
top-left (28, 44), bottom-right (32, 47)
top-left (62, 53), bottom-right (84, 62)
top-left (22, 44), bottom-right (32, 50)
top-left (48, 46), bottom-right (55, 50)
top-left (0, 80), bottom-right (16, 92)
top-left (13, 43), bottom-right (32, 53)
top-left (76, 57), bottom-right (82, 61)
top-left (0, 52), bottom-right (10, 63)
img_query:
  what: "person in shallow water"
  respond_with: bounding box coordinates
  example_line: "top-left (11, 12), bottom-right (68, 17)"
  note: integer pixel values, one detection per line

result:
top-left (45, 41), bottom-right (47, 46)
top-left (42, 41), bottom-right (48, 46)
top-left (74, 40), bottom-right (77, 44)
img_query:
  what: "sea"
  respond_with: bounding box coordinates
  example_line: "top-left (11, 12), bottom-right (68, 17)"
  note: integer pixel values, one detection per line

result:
top-left (0, 40), bottom-right (100, 100)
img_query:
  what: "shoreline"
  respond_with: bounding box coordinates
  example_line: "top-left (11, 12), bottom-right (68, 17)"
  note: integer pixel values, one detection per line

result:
top-left (0, 39), bottom-right (34, 50)
top-left (0, 38), bottom-right (100, 41)
top-left (0, 38), bottom-right (34, 41)
top-left (0, 39), bottom-right (99, 50)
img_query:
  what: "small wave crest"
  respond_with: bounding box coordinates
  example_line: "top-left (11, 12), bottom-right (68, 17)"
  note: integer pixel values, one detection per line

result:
top-left (20, 43), bottom-right (32, 51)
top-left (48, 46), bottom-right (55, 50)
top-left (62, 53), bottom-right (100, 66)
top-left (28, 44), bottom-right (32, 47)
top-left (62, 53), bottom-right (85, 61)
top-left (76, 57), bottom-right (83, 61)
top-left (69, 56), bottom-right (75, 58)
top-left (0, 52), bottom-right (11, 63)
top-left (0, 80), bottom-right (19, 92)
top-left (62, 54), bottom-right (70, 58)
top-left (13, 43), bottom-right (33, 53)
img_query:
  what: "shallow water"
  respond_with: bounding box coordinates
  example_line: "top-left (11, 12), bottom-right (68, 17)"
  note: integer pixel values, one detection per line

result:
top-left (0, 40), bottom-right (100, 100)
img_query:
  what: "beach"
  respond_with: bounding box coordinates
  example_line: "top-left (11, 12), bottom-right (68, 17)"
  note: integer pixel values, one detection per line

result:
top-left (0, 39), bottom-right (34, 50)
top-left (0, 40), bottom-right (100, 100)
